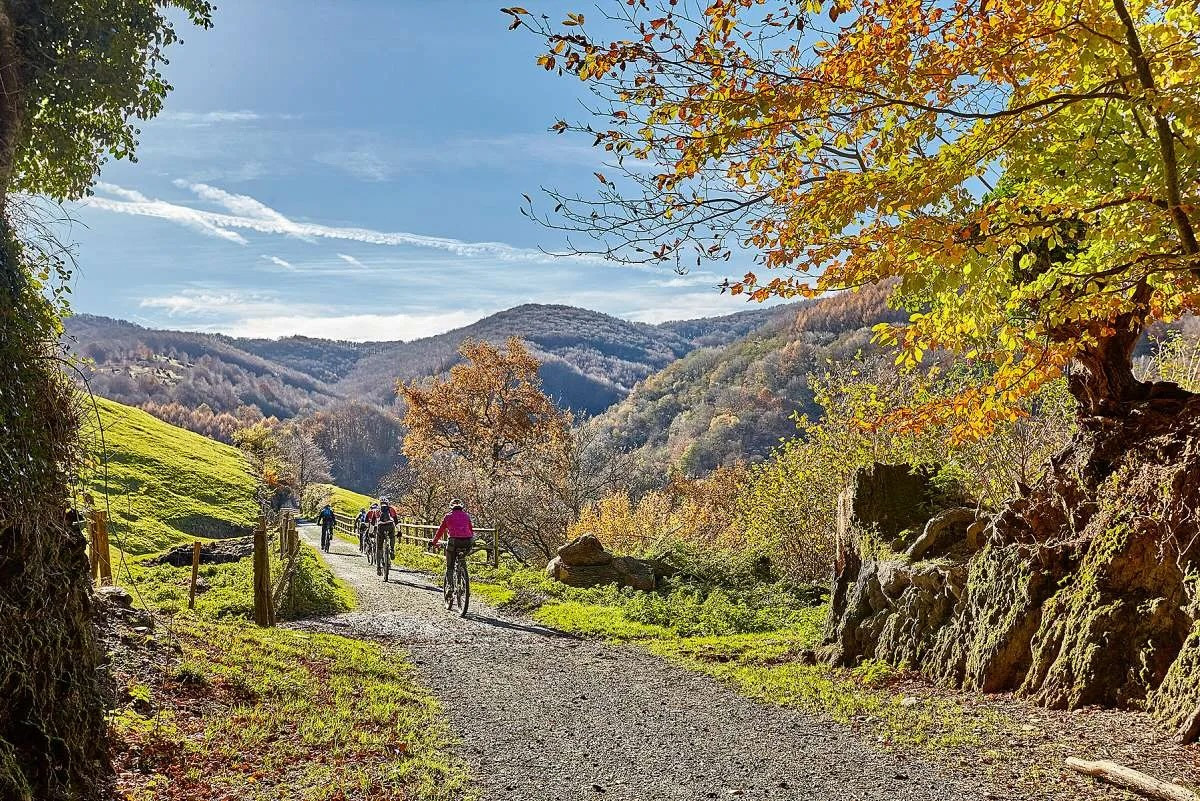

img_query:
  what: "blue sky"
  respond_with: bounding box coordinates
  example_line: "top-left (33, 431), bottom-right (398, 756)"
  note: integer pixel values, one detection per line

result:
top-left (62, 1), bottom-right (763, 341)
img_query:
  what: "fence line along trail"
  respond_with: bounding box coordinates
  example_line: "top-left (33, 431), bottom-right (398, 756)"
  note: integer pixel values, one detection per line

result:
top-left (293, 523), bottom-right (991, 801)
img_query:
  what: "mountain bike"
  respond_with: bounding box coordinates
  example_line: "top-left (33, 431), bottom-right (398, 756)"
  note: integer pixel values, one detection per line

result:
top-left (445, 541), bottom-right (471, 617)
top-left (364, 524), bottom-right (377, 566)
top-left (320, 520), bottom-right (333, 552)
top-left (377, 523), bottom-right (394, 582)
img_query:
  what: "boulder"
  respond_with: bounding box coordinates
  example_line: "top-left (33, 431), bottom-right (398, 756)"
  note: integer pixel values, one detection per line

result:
top-left (95, 585), bottom-right (133, 609)
top-left (823, 463), bottom-right (983, 668)
top-left (148, 536), bottom-right (253, 567)
top-left (555, 534), bottom-right (613, 567)
top-left (546, 534), bottom-right (663, 591)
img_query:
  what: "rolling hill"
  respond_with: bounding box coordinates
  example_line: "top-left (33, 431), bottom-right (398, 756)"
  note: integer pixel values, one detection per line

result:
top-left (589, 284), bottom-right (905, 474)
top-left (79, 396), bottom-right (260, 555)
top-left (64, 302), bottom-right (792, 424)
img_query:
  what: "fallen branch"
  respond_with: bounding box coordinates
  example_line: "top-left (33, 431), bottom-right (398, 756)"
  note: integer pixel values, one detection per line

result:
top-left (1065, 758), bottom-right (1198, 801)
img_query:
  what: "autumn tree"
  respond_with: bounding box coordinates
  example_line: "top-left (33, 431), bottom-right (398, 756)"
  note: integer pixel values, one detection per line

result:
top-left (0, 4), bottom-right (211, 798)
top-left (512, 1), bottom-right (1200, 737)
top-left (400, 337), bottom-right (568, 480)
top-left (275, 427), bottom-right (333, 514)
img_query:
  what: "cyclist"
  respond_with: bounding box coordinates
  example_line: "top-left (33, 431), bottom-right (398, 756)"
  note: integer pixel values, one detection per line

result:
top-left (364, 502), bottom-right (381, 563)
top-left (318, 503), bottom-right (336, 552)
top-left (355, 507), bottom-right (368, 552)
top-left (431, 499), bottom-right (475, 610)
top-left (374, 496), bottom-right (399, 580)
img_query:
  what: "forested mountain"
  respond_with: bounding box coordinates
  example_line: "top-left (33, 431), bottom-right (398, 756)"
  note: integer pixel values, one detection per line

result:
top-left (590, 284), bottom-right (905, 474)
top-left (65, 315), bottom-right (342, 422)
top-left (63, 302), bottom-right (797, 490)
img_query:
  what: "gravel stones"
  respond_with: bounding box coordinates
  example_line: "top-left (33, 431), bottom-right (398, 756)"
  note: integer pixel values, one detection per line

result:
top-left (294, 526), bottom-right (990, 801)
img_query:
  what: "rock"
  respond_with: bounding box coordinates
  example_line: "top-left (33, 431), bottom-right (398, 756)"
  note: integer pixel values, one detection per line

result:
top-left (556, 534), bottom-right (613, 567)
top-left (148, 536), bottom-right (253, 567)
top-left (905, 507), bottom-right (979, 562)
top-left (546, 534), bottom-right (664, 591)
top-left (95, 585), bottom-right (133, 609)
top-left (846, 463), bottom-right (939, 551)
top-left (823, 463), bottom-right (977, 668)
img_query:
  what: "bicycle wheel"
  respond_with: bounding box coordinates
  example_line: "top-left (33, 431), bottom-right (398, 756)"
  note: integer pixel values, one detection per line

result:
top-left (455, 555), bottom-right (470, 617)
top-left (381, 540), bottom-right (391, 582)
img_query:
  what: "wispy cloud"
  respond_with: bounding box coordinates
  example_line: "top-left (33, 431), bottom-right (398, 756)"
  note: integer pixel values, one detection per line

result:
top-left (84, 181), bottom-right (595, 263)
top-left (88, 185), bottom-right (248, 245)
top-left (158, 110), bottom-right (299, 126)
top-left (647, 271), bottom-right (725, 289)
top-left (139, 288), bottom-right (288, 318)
top-left (623, 291), bottom-right (763, 324)
top-left (158, 110), bottom-right (263, 126)
top-left (260, 254), bottom-right (293, 269)
top-left (314, 132), bottom-right (601, 182)
top-left (138, 285), bottom-right (490, 341)
top-left (336, 253), bottom-right (366, 268)
top-left (314, 148), bottom-right (393, 182)
top-left (222, 310), bottom-right (491, 341)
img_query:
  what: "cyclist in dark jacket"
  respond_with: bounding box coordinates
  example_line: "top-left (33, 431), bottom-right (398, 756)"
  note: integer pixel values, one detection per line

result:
top-left (355, 507), bottom-right (368, 551)
top-left (318, 504), bottom-right (336, 552)
top-left (374, 497), bottom-right (399, 579)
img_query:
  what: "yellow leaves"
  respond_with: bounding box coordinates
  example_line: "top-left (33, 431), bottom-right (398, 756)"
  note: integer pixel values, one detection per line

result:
top-left (562, 12), bottom-right (585, 26)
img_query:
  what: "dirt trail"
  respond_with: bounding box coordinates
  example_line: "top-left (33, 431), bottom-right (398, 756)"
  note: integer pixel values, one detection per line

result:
top-left (296, 526), bottom-right (992, 800)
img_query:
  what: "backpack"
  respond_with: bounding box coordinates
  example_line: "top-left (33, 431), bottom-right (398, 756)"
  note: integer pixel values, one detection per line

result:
top-left (378, 503), bottom-right (395, 524)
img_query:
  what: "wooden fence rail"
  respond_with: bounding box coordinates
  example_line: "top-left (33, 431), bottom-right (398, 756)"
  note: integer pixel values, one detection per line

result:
top-left (333, 516), bottom-right (501, 566)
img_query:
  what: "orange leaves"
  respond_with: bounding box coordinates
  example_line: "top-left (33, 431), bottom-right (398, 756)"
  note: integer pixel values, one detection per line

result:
top-left (399, 337), bottom-right (568, 472)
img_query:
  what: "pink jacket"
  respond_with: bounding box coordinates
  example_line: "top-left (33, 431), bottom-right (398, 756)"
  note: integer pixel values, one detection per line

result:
top-left (432, 508), bottom-right (474, 546)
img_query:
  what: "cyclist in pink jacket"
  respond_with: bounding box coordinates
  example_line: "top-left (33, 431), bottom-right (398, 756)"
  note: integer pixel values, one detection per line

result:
top-left (432, 499), bottom-right (475, 609)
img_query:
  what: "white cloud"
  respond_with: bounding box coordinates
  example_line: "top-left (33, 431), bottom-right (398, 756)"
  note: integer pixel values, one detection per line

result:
top-left (260, 255), bottom-right (293, 269)
top-left (647, 271), bottom-right (725, 289)
top-left (89, 185), bottom-right (248, 245)
top-left (221, 310), bottom-right (491, 341)
top-left (622, 291), bottom-right (764, 324)
top-left (93, 182), bottom-right (149, 203)
top-left (158, 110), bottom-right (266, 125)
top-left (315, 148), bottom-right (393, 181)
top-left (82, 181), bottom-right (594, 263)
top-left (336, 253), bottom-right (366, 268)
top-left (139, 289), bottom-right (289, 318)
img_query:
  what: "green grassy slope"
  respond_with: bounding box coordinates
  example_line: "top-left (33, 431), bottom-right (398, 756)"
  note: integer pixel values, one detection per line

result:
top-left (315, 483), bottom-right (375, 519)
top-left (82, 397), bottom-right (259, 555)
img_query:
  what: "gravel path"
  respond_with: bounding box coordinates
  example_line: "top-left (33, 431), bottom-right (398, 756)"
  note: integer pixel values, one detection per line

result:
top-left (295, 526), bottom-right (992, 801)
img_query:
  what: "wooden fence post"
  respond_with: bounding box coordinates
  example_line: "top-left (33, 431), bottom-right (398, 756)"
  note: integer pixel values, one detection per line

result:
top-left (492, 524), bottom-right (500, 567)
top-left (187, 540), bottom-right (202, 610)
top-left (253, 516), bottom-right (275, 627)
top-left (89, 510), bottom-right (113, 586)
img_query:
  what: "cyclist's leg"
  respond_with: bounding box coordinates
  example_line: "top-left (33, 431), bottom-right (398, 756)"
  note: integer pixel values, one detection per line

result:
top-left (443, 540), bottom-right (456, 602)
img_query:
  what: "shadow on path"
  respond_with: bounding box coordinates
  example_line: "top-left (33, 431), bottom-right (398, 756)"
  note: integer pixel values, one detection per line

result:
top-left (469, 613), bottom-right (582, 641)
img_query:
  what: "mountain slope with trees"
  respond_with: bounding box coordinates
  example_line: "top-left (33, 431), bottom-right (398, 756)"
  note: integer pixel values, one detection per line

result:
top-left (590, 284), bottom-right (904, 474)
top-left (66, 303), bottom-right (790, 420)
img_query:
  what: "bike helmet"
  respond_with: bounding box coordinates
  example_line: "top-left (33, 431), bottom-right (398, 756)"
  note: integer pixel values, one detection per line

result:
top-left (450, 499), bottom-right (464, 510)
top-left (379, 496), bottom-right (390, 504)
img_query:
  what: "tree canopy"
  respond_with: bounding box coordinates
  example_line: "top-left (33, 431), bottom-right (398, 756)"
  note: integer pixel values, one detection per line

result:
top-left (1, 0), bottom-right (213, 201)
top-left (399, 337), bottom-right (568, 475)
top-left (509, 0), bottom-right (1200, 435)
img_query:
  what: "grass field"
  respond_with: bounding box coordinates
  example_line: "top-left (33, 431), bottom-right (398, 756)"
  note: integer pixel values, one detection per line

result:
top-left (316, 483), bottom-right (376, 519)
top-left (110, 619), bottom-right (468, 801)
top-left (80, 397), bottom-right (259, 555)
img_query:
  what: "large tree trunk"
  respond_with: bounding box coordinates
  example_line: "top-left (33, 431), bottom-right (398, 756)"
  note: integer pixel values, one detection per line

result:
top-left (0, 7), bottom-right (110, 798)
